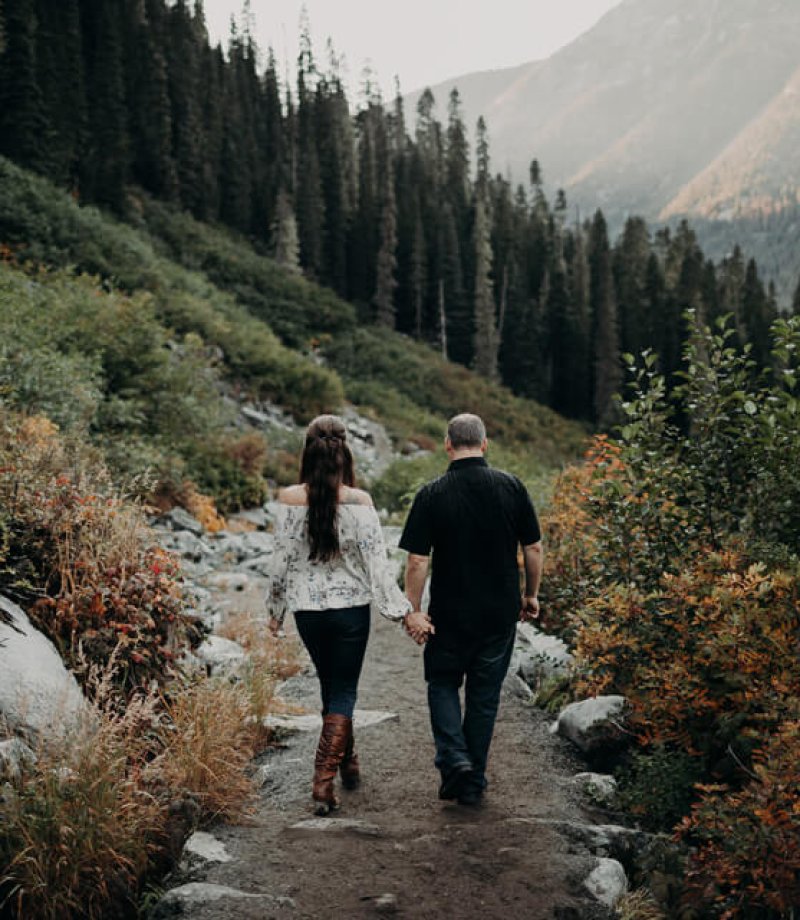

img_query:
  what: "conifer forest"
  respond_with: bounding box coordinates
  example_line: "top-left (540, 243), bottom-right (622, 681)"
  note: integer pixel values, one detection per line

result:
top-left (0, 0), bottom-right (788, 426)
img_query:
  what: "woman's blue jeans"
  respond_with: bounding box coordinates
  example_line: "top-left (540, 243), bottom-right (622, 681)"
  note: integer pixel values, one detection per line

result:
top-left (294, 604), bottom-right (370, 719)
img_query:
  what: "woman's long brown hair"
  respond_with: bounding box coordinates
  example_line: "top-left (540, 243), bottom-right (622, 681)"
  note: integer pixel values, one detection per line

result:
top-left (299, 415), bottom-right (355, 562)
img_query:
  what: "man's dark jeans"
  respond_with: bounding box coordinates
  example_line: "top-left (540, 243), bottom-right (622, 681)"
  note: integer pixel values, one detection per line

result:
top-left (424, 625), bottom-right (516, 791)
top-left (294, 605), bottom-right (370, 719)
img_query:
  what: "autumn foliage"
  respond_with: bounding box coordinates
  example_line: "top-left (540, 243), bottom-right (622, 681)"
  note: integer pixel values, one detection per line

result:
top-left (541, 317), bottom-right (800, 916)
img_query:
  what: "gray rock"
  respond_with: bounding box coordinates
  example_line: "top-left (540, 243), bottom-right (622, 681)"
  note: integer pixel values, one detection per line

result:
top-left (289, 817), bottom-right (382, 837)
top-left (240, 531), bottom-right (274, 557)
top-left (512, 622), bottom-right (573, 686)
top-left (544, 820), bottom-right (653, 866)
top-left (556, 696), bottom-right (629, 754)
top-left (584, 858), bottom-right (628, 907)
top-left (159, 507), bottom-right (204, 536)
top-left (0, 737), bottom-right (37, 780)
top-left (266, 709), bottom-right (398, 733)
top-left (195, 636), bottom-right (246, 676)
top-left (169, 531), bottom-right (214, 563)
top-left (571, 772), bottom-right (618, 806)
top-left (241, 553), bottom-right (276, 577)
top-left (158, 882), bottom-right (263, 908)
top-left (183, 831), bottom-right (233, 864)
top-left (374, 893), bottom-right (399, 913)
top-left (0, 595), bottom-right (92, 742)
top-left (503, 672), bottom-right (535, 701)
top-left (230, 507), bottom-right (270, 530)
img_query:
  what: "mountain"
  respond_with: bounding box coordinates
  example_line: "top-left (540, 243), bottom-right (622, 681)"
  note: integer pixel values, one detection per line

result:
top-left (408, 0), bottom-right (800, 238)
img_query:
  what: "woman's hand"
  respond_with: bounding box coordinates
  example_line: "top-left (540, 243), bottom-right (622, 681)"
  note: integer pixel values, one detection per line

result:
top-left (404, 610), bottom-right (434, 645)
top-left (268, 616), bottom-right (283, 638)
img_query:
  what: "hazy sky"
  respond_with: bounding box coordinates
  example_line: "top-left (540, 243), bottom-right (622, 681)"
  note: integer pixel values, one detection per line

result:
top-left (203, 0), bottom-right (622, 95)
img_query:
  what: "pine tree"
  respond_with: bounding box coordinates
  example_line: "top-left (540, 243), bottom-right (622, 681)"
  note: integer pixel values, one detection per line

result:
top-left (589, 210), bottom-right (621, 427)
top-left (127, 0), bottom-right (177, 198)
top-left (0, 0), bottom-right (47, 170)
top-left (271, 190), bottom-right (301, 274)
top-left (793, 276), bottom-right (800, 316)
top-left (472, 186), bottom-right (498, 379)
top-left (409, 204), bottom-right (427, 340)
top-left (741, 258), bottom-right (776, 368)
top-left (167, 0), bottom-right (207, 217)
top-left (295, 32), bottom-right (325, 279)
top-left (80, 0), bottom-right (129, 210)
top-left (373, 157), bottom-right (398, 327)
top-left (35, 0), bottom-right (85, 184)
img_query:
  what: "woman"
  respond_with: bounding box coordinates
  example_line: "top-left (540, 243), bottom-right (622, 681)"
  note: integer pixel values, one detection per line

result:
top-left (266, 414), bottom-right (412, 815)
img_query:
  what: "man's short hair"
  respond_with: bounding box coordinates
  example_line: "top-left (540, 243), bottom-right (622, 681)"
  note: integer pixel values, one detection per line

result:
top-left (447, 413), bottom-right (486, 449)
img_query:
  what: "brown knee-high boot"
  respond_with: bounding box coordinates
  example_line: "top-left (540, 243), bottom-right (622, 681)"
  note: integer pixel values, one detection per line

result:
top-left (340, 720), bottom-right (361, 790)
top-left (312, 713), bottom-right (350, 814)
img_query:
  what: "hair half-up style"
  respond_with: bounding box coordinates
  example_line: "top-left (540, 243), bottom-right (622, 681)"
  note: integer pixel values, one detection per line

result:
top-left (300, 415), bottom-right (355, 562)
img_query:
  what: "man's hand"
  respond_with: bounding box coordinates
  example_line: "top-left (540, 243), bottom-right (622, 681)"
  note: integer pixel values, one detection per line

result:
top-left (520, 595), bottom-right (540, 622)
top-left (404, 610), bottom-right (435, 645)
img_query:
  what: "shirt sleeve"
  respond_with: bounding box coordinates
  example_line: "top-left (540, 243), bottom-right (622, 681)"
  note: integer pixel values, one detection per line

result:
top-left (516, 480), bottom-right (542, 546)
top-left (264, 506), bottom-right (291, 624)
top-left (358, 507), bottom-right (412, 622)
top-left (398, 487), bottom-right (433, 556)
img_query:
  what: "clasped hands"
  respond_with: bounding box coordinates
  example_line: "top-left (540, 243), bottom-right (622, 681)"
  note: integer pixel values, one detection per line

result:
top-left (404, 609), bottom-right (434, 645)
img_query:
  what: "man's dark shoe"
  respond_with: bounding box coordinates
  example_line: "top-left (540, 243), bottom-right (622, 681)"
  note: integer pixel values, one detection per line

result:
top-left (438, 763), bottom-right (473, 800)
top-left (457, 787), bottom-right (484, 807)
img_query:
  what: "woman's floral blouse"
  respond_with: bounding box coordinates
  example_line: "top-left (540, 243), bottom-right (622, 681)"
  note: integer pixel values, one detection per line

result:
top-left (265, 502), bottom-right (412, 625)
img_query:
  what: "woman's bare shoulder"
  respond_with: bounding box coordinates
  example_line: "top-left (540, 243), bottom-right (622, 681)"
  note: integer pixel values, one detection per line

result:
top-left (278, 485), bottom-right (307, 506)
top-left (340, 486), bottom-right (373, 507)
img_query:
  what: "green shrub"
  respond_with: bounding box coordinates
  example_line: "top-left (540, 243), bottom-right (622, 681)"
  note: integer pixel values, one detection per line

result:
top-left (615, 746), bottom-right (704, 832)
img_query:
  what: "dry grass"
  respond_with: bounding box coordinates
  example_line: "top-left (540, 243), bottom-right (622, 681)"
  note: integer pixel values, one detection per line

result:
top-left (0, 661), bottom-right (165, 920)
top-left (148, 677), bottom-right (256, 825)
top-left (218, 612), bottom-right (303, 749)
top-left (615, 889), bottom-right (667, 920)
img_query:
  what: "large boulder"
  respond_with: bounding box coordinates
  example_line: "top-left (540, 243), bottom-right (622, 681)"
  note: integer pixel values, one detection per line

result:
top-left (0, 595), bottom-right (91, 742)
top-left (157, 507), bottom-right (204, 536)
top-left (556, 696), bottom-right (629, 755)
top-left (584, 858), bottom-right (628, 907)
top-left (511, 622), bottom-right (573, 686)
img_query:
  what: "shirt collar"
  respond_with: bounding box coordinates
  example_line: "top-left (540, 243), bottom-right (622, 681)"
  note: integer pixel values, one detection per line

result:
top-left (448, 456), bottom-right (488, 471)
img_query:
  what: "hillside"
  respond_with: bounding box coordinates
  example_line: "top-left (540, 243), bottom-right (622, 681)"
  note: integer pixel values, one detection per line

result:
top-left (409, 0), bottom-right (800, 221)
top-left (0, 156), bottom-right (585, 511)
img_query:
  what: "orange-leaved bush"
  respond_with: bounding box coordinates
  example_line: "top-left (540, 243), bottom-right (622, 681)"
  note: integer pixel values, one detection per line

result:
top-left (0, 410), bottom-right (202, 694)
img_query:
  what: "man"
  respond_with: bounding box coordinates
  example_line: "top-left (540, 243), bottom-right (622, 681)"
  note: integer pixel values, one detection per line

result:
top-left (400, 413), bottom-right (543, 806)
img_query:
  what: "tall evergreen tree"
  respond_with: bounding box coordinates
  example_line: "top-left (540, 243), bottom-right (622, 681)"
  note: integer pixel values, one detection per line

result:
top-left (472, 121), bottom-right (497, 380)
top-left (271, 189), bottom-right (301, 274)
top-left (373, 157), bottom-right (398, 327)
top-left (0, 0), bottom-right (47, 171)
top-left (588, 210), bottom-right (621, 427)
top-left (80, 0), bottom-right (129, 210)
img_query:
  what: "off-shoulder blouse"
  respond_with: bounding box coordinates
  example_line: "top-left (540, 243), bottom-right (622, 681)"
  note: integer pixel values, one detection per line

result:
top-left (265, 502), bottom-right (411, 624)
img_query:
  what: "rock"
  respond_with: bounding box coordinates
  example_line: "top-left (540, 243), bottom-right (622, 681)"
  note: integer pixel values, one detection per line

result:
top-left (183, 831), bottom-right (233, 864)
top-left (373, 893), bottom-right (399, 913)
top-left (266, 709), bottom-right (398, 733)
top-left (584, 858), bottom-right (628, 907)
top-left (231, 507), bottom-right (270, 530)
top-left (205, 571), bottom-right (250, 592)
top-left (240, 531), bottom-right (275, 557)
top-left (556, 696), bottom-right (629, 754)
top-left (169, 531), bottom-right (214, 564)
top-left (0, 595), bottom-right (92, 742)
top-left (0, 737), bottom-right (37, 780)
top-left (241, 553), bottom-right (276, 577)
top-left (289, 817), bottom-right (382, 837)
top-left (512, 622), bottom-right (573, 686)
top-left (158, 507), bottom-right (204, 536)
top-left (156, 882), bottom-right (264, 911)
top-left (571, 772), bottom-right (618, 806)
top-left (546, 820), bottom-right (654, 867)
top-left (503, 672), bottom-right (535, 701)
top-left (195, 636), bottom-right (246, 676)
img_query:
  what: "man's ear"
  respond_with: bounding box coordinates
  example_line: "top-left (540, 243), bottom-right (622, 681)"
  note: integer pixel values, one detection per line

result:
top-left (481, 438), bottom-right (488, 453)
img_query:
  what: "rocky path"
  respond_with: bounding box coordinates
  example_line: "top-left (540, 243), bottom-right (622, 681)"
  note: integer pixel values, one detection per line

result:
top-left (155, 598), bottom-right (622, 919)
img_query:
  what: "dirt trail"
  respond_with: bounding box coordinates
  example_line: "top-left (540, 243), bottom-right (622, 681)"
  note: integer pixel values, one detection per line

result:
top-left (163, 606), bottom-right (614, 920)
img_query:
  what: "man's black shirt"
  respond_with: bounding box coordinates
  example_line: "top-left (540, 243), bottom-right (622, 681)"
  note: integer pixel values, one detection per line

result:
top-left (399, 456), bottom-right (541, 638)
